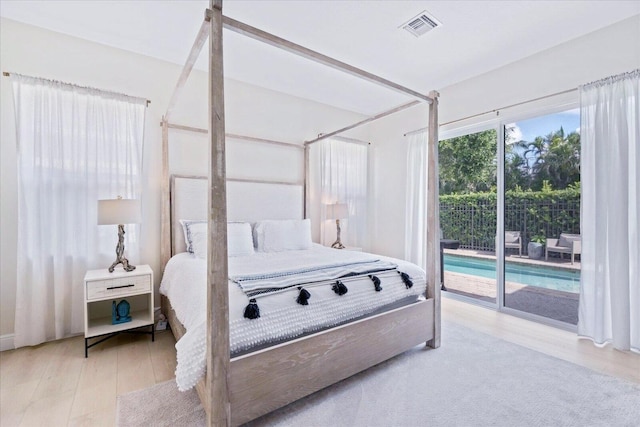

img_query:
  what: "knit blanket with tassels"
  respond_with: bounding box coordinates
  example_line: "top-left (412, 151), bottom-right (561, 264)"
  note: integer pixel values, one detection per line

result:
top-left (230, 258), bottom-right (398, 298)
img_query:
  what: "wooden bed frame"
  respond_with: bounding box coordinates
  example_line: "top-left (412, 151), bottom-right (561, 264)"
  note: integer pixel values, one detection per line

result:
top-left (164, 297), bottom-right (434, 425)
top-left (160, 1), bottom-right (441, 425)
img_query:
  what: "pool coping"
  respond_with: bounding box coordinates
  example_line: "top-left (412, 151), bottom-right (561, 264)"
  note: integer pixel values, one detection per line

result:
top-left (443, 248), bottom-right (581, 272)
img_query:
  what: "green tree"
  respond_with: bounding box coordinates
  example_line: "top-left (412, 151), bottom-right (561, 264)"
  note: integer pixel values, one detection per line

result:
top-left (438, 126), bottom-right (580, 195)
top-left (439, 129), bottom-right (497, 194)
top-left (523, 127), bottom-right (581, 190)
top-left (505, 136), bottom-right (531, 190)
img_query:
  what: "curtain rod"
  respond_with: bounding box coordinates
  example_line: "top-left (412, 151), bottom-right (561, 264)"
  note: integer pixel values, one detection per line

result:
top-left (3, 71), bottom-right (151, 107)
top-left (403, 87), bottom-right (577, 137)
top-left (323, 135), bottom-right (370, 146)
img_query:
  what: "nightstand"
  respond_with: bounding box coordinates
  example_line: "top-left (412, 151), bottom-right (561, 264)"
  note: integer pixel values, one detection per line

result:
top-left (84, 265), bottom-right (154, 357)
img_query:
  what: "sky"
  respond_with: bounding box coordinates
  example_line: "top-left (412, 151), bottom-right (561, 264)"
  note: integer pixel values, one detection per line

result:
top-left (506, 108), bottom-right (580, 144)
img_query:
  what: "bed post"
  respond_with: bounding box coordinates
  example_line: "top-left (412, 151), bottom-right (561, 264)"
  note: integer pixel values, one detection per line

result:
top-left (160, 117), bottom-right (171, 318)
top-left (206, 0), bottom-right (231, 425)
top-left (426, 90), bottom-right (441, 349)
top-left (304, 145), bottom-right (310, 218)
top-left (161, 118), bottom-right (171, 273)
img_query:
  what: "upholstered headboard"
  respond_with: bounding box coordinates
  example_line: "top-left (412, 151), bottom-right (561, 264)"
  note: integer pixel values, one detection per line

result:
top-left (170, 175), bottom-right (304, 255)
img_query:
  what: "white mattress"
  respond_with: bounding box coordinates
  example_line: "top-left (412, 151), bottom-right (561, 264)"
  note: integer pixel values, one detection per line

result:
top-left (160, 244), bottom-right (426, 391)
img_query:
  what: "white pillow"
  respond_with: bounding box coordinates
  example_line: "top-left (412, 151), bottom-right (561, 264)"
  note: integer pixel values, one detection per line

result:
top-left (254, 219), bottom-right (312, 252)
top-left (180, 220), bottom-right (254, 258)
top-left (226, 222), bottom-right (255, 257)
top-left (179, 220), bottom-right (206, 254)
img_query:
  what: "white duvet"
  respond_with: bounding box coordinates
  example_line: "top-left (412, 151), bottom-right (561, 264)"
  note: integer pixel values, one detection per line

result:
top-left (160, 244), bottom-right (426, 391)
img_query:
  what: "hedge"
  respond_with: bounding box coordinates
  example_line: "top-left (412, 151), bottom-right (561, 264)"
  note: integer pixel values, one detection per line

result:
top-left (440, 189), bottom-right (580, 254)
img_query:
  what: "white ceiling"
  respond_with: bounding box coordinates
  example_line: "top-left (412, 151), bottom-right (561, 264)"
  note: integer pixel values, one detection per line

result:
top-left (1, 1), bottom-right (639, 115)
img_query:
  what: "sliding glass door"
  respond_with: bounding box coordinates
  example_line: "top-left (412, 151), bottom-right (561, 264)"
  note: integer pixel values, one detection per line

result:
top-left (440, 108), bottom-right (581, 326)
top-left (501, 110), bottom-right (581, 324)
top-left (439, 129), bottom-right (497, 304)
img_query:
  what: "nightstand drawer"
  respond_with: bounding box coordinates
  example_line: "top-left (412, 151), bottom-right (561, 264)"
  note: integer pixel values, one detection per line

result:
top-left (87, 274), bottom-right (151, 300)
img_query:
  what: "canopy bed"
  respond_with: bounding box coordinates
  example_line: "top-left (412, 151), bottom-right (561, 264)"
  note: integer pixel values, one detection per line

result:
top-left (159, 1), bottom-right (441, 425)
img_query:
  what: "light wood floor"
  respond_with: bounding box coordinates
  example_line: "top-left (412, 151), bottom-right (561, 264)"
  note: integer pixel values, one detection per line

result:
top-left (0, 330), bottom-right (176, 427)
top-left (1, 300), bottom-right (638, 426)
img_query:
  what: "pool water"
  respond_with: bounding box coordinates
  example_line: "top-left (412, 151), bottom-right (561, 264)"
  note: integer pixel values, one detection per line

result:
top-left (444, 254), bottom-right (580, 293)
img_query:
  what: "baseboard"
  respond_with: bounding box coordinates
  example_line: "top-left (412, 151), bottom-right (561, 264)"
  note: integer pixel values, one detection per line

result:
top-left (0, 334), bottom-right (15, 352)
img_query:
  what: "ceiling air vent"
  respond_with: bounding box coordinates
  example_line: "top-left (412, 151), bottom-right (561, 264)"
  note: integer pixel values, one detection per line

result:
top-left (400, 11), bottom-right (441, 37)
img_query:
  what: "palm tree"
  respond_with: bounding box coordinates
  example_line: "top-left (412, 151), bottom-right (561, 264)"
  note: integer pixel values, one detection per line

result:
top-left (504, 140), bottom-right (530, 190)
top-left (523, 127), bottom-right (580, 190)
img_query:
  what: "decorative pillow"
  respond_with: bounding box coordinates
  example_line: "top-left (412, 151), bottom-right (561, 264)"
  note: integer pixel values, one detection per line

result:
top-left (558, 233), bottom-right (580, 248)
top-left (254, 219), bottom-right (312, 252)
top-left (180, 220), bottom-right (255, 258)
top-left (179, 220), bottom-right (207, 254)
top-left (505, 231), bottom-right (520, 243)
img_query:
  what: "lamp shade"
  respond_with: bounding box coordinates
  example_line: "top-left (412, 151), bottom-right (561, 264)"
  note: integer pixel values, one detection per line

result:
top-left (98, 199), bottom-right (141, 225)
top-left (326, 203), bottom-right (348, 220)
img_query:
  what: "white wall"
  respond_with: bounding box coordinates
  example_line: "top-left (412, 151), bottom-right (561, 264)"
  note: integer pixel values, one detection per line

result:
top-left (0, 18), bottom-right (367, 340)
top-left (3, 13), bottom-right (638, 343)
top-left (365, 15), bottom-right (640, 260)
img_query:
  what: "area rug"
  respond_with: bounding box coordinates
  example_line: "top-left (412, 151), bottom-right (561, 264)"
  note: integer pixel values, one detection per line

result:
top-left (116, 321), bottom-right (640, 426)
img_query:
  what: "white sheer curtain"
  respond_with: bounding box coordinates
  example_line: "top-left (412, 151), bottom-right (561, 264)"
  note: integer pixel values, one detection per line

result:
top-left (11, 74), bottom-right (146, 347)
top-left (578, 69), bottom-right (639, 353)
top-left (404, 131), bottom-right (428, 269)
top-left (319, 138), bottom-right (369, 248)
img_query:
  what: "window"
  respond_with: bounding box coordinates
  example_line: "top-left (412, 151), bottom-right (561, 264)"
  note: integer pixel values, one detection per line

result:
top-left (11, 74), bottom-right (146, 346)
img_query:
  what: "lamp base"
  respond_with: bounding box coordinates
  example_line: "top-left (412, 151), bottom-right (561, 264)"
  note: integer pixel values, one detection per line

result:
top-left (108, 224), bottom-right (136, 273)
top-left (331, 219), bottom-right (345, 249)
top-left (108, 257), bottom-right (136, 273)
top-left (331, 240), bottom-right (345, 249)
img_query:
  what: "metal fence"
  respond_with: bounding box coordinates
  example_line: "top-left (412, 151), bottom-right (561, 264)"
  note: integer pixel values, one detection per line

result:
top-left (440, 194), bottom-right (580, 254)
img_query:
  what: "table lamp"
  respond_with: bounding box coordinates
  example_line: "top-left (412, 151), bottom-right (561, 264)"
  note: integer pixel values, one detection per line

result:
top-left (98, 197), bottom-right (141, 272)
top-left (326, 203), bottom-right (348, 249)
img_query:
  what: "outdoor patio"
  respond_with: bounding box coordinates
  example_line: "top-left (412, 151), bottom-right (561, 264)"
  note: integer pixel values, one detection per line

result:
top-left (442, 249), bottom-right (580, 324)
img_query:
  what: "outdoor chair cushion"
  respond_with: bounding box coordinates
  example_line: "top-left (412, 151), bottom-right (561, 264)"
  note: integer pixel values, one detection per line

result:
top-left (546, 244), bottom-right (572, 253)
top-left (558, 233), bottom-right (581, 248)
top-left (505, 231), bottom-right (520, 243)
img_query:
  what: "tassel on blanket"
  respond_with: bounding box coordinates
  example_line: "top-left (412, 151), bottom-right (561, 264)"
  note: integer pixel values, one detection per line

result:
top-left (399, 271), bottom-right (413, 289)
top-left (297, 287), bottom-right (311, 305)
top-left (369, 275), bottom-right (382, 292)
top-left (243, 298), bottom-right (261, 319)
top-left (332, 280), bottom-right (348, 296)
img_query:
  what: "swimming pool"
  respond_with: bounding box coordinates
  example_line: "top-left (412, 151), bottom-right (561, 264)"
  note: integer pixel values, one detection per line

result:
top-left (444, 254), bottom-right (580, 293)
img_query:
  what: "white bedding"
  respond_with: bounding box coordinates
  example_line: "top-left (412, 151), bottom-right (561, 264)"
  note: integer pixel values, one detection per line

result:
top-left (160, 244), bottom-right (426, 391)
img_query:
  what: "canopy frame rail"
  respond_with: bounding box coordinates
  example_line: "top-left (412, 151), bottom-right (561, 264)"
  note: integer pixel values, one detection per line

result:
top-left (165, 15), bottom-right (210, 121)
top-left (305, 100), bottom-right (421, 146)
top-left (160, 121), bottom-right (304, 150)
top-left (217, 13), bottom-right (433, 105)
top-left (163, 9), bottom-right (434, 120)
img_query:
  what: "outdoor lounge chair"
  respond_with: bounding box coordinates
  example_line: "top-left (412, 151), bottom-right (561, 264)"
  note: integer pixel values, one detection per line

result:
top-left (497, 231), bottom-right (522, 257)
top-left (546, 233), bottom-right (581, 264)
